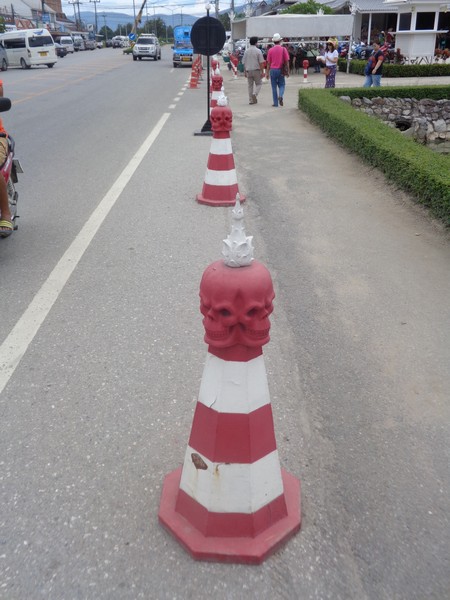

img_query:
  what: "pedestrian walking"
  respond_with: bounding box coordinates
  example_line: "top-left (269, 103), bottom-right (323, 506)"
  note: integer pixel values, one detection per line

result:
top-left (363, 41), bottom-right (385, 87)
top-left (317, 38), bottom-right (338, 88)
top-left (266, 33), bottom-right (290, 107)
top-left (243, 36), bottom-right (265, 105)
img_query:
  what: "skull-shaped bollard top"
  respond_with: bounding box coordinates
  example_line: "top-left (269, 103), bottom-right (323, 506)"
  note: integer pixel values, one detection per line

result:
top-left (210, 103), bottom-right (233, 138)
top-left (199, 199), bottom-right (275, 362)
top-left (211, 74), bottom-right (224, 92)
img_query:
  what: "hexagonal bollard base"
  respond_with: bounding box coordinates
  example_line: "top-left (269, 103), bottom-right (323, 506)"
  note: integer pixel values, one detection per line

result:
top-left (158, 467), bottom-right (301, 565)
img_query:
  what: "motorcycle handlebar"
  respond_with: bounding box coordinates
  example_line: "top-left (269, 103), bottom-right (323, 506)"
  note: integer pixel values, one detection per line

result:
top-left (0, 98), bottom-right (11, 113)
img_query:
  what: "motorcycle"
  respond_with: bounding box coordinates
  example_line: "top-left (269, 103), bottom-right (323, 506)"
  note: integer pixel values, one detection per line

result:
top-left (353, 41), bottom-right (373, 60)
top-left (0, 97), bottom-right (23, 233)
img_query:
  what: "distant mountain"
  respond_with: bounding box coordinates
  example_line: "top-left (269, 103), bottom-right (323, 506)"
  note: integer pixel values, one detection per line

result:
top-left (78, 11), bottom-right (198, 32)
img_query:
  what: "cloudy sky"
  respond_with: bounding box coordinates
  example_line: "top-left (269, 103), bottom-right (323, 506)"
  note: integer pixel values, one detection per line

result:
top-left (61, 0), bottom-right (233, 17)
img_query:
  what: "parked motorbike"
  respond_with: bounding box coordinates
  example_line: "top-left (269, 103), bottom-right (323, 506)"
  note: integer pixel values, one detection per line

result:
top-left (354, 41), bottom-right (373, 60)
top-left (0, 97), bottom-right (23, 233)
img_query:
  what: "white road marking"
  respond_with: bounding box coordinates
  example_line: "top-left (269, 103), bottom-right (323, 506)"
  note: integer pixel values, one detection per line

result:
top-left (168, 104), bottom-right (176, 109)
top-left (0, 113), bottom-right (171, 395)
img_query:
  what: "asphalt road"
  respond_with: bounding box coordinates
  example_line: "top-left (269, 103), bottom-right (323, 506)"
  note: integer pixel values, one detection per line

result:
top-left (0, 47), bottom-right (449, 599)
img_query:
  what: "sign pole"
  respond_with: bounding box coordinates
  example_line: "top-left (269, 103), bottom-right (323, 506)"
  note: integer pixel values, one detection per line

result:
top-left (190, 8), bottom-right (226, 137)
top-left (201, 4), bottom-right (212, 133)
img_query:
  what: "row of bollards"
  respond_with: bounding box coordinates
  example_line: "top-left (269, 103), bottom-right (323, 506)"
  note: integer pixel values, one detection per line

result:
top-left (158, 56), bottom-right (301, 564)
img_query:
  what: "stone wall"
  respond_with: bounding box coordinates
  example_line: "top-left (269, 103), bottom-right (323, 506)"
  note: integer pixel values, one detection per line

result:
top-left (344, 97), bottom-right (450, 152)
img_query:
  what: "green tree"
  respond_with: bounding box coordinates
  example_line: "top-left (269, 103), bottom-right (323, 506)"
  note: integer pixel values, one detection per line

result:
top-left (114, 22), bottom-right (134, 36)
top-left (99, 25), bottom-right (114, 41)
top-left (218, 13), bottom-right (230, 31)
top-left (282, 0), bottom-right (333, 14)
top-left (0, 17), bottom-right (5, 34)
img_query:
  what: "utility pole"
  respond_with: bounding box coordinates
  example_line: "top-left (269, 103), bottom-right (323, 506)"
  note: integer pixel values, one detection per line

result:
top-left (68, 0), bottom-right (82, 30)
top-left (89, 0), bottom-right (99, 34)
top-left (102, 12), bottom-right (107, 42)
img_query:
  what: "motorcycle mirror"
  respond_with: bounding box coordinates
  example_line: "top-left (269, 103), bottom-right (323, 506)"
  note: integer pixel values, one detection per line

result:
top-left (0, 98), bottom-right (11, 113)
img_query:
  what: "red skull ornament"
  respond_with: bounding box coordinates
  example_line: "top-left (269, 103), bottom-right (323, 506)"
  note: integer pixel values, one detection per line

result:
top-left (199, 260), bottom-right (275, 357)
top-left (210, 105), bottom-right (233, 135)
top-left (211, 74), bottom-right (224, 92)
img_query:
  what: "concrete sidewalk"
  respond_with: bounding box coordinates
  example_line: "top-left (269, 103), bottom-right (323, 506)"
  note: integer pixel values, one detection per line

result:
top-left (211, 63), bottom-right (450, 600)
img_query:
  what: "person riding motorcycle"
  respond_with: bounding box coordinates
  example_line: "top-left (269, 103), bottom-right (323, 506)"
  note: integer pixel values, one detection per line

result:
top-left (0, 80), bottom-right (12, 238)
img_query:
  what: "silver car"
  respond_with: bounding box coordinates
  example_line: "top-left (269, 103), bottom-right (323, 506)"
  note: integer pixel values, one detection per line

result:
top-left (132, 36), bottom-right (161, 61)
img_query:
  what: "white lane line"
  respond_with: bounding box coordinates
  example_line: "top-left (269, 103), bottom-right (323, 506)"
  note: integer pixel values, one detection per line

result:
top-left (0, 112), bottom-right (171, 396)
top-left (168, 104), bottom-right (176, 109)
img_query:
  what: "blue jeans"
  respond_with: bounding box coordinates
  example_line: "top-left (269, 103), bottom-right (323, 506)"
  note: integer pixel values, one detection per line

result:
top-left (270, 68), bottom-right (285, 106)
top-left (363, 74), bottom-right (381, 87)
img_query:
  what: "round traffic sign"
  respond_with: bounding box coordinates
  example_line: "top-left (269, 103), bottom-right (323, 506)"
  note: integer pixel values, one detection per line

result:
top-left (190, 16), bottom-right (226, 56)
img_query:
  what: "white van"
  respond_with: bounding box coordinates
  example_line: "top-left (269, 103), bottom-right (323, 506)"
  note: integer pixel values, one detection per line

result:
top-left (0, 29), bottom-right (57, 69)
top-left (59, 35), bottom-right (74, 53)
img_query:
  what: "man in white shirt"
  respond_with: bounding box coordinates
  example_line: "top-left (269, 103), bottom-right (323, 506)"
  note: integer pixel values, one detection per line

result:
top-left (243, 37), bottom-right (265, 105)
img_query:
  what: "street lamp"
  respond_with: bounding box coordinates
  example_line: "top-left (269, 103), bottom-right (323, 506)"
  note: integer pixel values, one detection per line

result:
top-left (163, 6), bottom-right (177, 39)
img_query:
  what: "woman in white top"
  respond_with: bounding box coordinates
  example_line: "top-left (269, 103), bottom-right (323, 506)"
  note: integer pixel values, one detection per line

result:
top-left (318, 38), bottom-right (339, 88)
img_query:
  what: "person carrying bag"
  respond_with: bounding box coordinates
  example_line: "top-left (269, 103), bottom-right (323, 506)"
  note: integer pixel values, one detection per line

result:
top-left (266, 33), bottom-right (290, 107)
top-left (317, 38), bottom-right (338, 88)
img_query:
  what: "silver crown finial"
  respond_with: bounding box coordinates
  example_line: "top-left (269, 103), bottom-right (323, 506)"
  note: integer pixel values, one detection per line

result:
top-left (222, 195), bottom-right (254, 267)
top-left (217, 93), bottom-right (228, 106)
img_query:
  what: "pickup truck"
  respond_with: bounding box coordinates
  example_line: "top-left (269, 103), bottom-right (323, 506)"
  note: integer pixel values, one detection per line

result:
top-left (172, 25), bottom-right (193, 67)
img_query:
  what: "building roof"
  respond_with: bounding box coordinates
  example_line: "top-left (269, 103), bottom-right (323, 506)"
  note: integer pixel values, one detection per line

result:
top-left (232, 14), bottom-right (354, 39)
top-left (321, 0), bottom-right (398, 11)
top-left (1, 0), bottom-right (56, 19)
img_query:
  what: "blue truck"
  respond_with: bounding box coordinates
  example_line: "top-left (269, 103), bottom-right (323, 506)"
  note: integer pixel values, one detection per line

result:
top-left (172, 25), bottom-right (193, 67)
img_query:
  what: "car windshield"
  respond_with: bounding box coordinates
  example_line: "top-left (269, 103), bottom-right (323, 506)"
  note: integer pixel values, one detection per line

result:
top-left (175, 41), bottom-right (191, 49)
top-left (61, 40), bottom-right (71, 45)
top-left (139, 38), bottom-right (155, 44)
top-left (29, 35), bottom-right (54, 48)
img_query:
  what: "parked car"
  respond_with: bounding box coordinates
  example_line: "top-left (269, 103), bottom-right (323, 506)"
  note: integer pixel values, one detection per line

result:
top-left (59, 35), bottom-right (74, 53)
top-left (73, 36), bottom-right (85, 51)
top-left (54, 42), bottom-right (68, 58)
top-left (0, 43), bottom-right (8, 71)
top-left (132, 35), bottom-right (161, 61)
top-left (85, 39), bottom-right (96, 50)
top-left (105, 39), bottom-right (113, 48)
top-left (112, 36), bottom-right (128, 48)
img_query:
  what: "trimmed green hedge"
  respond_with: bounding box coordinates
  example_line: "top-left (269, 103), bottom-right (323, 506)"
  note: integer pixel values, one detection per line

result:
top-left (330, 84), bottom-right (450, 101)
top-left (298, 87), bottom-right (450, 225)
top-left (338, 58), bottom-right (450, 78)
